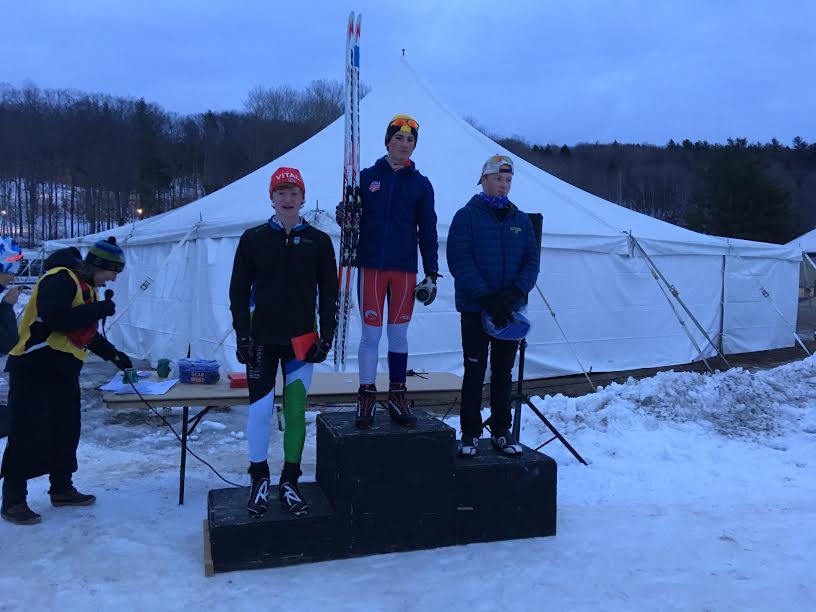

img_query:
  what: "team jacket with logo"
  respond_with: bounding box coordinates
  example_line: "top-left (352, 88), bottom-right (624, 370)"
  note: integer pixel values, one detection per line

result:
top-left (446, 196), bottom-right (540, 313)
top-left (357, 156), bottom-right (439, 275)
top-left (229, 218), bottom-right (338, 345)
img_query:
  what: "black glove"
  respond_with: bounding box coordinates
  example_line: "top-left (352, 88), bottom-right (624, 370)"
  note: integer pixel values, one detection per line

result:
top-left (91, 300), bottom-right (116, 319)
top-left (304, 337), bottom-right (332, 363)
top-left (480, 292), bottom-right (512, 329)
top-left (335, 202), bottom-right (346, 226)
top-left (112, 351), bottom-right (133, 370)
top-left (236, 336), bottom-right (254, 365)
top-left (497, 286), bottom-right (525, 311)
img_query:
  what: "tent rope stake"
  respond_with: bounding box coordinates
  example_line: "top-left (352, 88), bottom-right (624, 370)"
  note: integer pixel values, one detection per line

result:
top-left (628, 233), bottom-right (731, 370)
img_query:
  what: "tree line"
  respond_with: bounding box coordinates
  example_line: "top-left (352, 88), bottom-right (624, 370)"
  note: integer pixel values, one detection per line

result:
top-left (1, 80), bottom-right (813, 246)
top-left (0, 80), bottom-right (344, 244)
top-left (494, 133), bottom-right (816, 244)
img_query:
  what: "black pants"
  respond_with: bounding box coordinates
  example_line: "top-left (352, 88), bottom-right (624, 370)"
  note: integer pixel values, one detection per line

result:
top-left (2, 473), bottom-right (73, 508)
top-left (459, 312), bottom-right (519, 437)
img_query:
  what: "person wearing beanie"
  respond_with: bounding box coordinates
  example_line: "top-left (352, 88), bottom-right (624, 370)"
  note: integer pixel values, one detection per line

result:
top-left (1, 238), bottom-right (133, 525)
top-left (447, 155), bottom-right (540, 457)
top-left (336, 114), bottom-right (440, 429)
top-left (229, 166), bottom-right (338, 518)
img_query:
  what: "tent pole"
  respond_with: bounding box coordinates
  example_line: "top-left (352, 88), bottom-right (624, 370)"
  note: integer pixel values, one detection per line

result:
top-left (646, 259), bottom-right (714, 373)
top-left (629, 234), bottom-right (730, 369)
top-left (719, 255), bottom-right (727, 356)
top-left (533, 283), bottom-right (595, 393)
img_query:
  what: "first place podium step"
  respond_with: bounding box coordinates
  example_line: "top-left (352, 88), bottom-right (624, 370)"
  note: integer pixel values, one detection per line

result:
top-left (205, 410), bottom-right (557, 574)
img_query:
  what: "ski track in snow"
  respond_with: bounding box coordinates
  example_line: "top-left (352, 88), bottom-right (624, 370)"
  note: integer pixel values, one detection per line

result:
top-left (0, 355), bottom-right (814, 611)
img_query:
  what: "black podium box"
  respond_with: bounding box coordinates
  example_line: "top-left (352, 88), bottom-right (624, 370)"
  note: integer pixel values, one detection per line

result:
top-left (316, 409), bottom-right (458, 554)
top-left (207, 483), bottom-right (340, 572)
top-left (454, 440), bottom-right (557, 545)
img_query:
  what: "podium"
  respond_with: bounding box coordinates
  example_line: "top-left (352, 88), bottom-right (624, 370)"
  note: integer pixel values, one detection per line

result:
top-left (205, 410), bottom-right (556, 574)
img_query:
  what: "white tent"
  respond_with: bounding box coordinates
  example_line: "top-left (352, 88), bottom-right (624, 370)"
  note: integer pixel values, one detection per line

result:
top-left (787, 228), bottom-right (816, 289)
top-left (47, 60), bottom-right (802, 379)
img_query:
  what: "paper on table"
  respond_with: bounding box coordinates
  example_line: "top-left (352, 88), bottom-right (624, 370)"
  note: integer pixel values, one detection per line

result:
top-left (99, 372), bottom-right (179, 395)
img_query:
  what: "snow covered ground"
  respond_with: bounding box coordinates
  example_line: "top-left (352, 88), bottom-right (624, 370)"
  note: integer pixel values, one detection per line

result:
top-left (1, 355), bottom-right (814, 611)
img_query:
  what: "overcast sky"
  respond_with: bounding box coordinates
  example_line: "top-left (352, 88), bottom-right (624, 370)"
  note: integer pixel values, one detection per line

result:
top-left (3, 0), bottom-right (814, 146)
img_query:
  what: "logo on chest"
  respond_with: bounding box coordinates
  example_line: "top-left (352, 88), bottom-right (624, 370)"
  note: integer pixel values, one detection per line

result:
top-left (369, 181), bottom-right (381, 192)
top-left (510, 226), bottom-right (522, 235)
top-left (293, 237), bottom-right (301, 245)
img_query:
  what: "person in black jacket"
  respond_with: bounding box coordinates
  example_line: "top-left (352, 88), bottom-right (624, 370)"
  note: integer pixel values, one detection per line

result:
top-left (447, 155), bottom-right (540, 457)
top-left (229, 167), bottom-right (338, 518)
top-left (0, 272), bottom-right (21, 440)
top-left (1, 239), bottom-right (132, 525)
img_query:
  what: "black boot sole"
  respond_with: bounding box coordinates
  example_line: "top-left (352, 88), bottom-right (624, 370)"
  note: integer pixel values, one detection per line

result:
top-left (50, 497), bottom-right (96, 507)
top-left (1, 511), bottom-right (42, 525)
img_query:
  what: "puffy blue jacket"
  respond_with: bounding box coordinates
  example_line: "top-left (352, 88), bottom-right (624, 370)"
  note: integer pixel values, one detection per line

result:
top-left (357, 157), bottom-right (439, 275)
top-left (447, 196), bottom-right (540, 313)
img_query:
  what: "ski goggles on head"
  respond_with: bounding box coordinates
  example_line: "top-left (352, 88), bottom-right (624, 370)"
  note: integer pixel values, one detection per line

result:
top-left (389, 116), bottom-right (419, 131)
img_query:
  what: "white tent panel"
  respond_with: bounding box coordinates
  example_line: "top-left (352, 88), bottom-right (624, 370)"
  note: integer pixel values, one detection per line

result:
top-left (722, 255), bottom-right (800, 354)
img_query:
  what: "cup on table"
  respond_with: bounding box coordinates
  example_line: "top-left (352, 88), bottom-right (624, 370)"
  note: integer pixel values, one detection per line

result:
top-left (156, 358), bottom-right (172, 379)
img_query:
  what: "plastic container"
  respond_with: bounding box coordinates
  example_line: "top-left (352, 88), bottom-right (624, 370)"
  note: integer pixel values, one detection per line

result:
top-left (178, 358), bottom-right (220, 384)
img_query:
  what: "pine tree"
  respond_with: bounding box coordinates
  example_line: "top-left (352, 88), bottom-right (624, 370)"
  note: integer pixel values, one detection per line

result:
top-left (686, 142), bottom-right (795, 243)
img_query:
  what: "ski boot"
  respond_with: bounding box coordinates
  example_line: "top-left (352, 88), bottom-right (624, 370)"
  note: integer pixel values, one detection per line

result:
top-left (278, 463), bottom-right (309, 517)
top-left (247, 461), bottom-right (270, 517)
top-left (355, 384), bottom-right (377, 429)
top-left (387, 382), bottom-right (417, 427)
top-left (490, 428), bottom-right (523, 456)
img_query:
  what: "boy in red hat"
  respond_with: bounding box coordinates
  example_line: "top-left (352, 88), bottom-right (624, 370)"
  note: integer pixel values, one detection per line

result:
top-left (337, 114), bottom-right (440, 429)
top-left (229, 167), bottom-right (338, 517)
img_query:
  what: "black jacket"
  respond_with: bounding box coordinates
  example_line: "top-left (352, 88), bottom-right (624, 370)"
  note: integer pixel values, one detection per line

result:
top-left (0, 301), bottom-right (18, 355)
top-left (229, 218), bottom-right (338, 345)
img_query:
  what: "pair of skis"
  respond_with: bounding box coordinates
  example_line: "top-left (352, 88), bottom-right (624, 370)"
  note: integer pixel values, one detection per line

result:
top-left (334, 12), bottom-right (362, 372)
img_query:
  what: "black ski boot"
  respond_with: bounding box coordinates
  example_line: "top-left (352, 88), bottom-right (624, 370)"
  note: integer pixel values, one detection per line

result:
top-left (458, 433), bottom-right (481, 457)
top-left (278, 462), bottom-right (308, 517)
top-left (490, 429), bottom-right (523, 456)
top-left (1, 502), bottom-right (42, 525)
top-left (247, 460), bottom-right (270, 518)
top-left (49, 486), bottom-right (96, 507)
top-left (387, 382), bottom-right (417, 427)
top-left (355, 384), bottom-right (377, 429)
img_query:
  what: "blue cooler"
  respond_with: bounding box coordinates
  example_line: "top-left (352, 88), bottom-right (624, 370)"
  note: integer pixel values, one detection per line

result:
top-left (178, 358), bottom-right (220, 384)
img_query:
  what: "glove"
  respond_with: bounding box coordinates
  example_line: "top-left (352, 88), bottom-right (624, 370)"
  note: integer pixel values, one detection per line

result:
top-left (304, 337), bottom-right (332, 363)
top-left (236, 335), bottom-right (254, 365)
top-left (91, 300), bottom-right (116, 319)
top-left (414, 276), bottom-right (438, 306)
top-left (497, 286), bottom-right (525, 311)
top-left (335, 202), bottom-right (346, 226)
top-left (112, 350), bottom-right (133, 370)
top-left (480, 293), bottom-right (512, 329)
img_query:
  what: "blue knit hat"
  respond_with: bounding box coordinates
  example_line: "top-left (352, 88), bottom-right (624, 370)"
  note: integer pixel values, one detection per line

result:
top-left (85, 237), bottom-right (125, 272)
